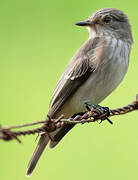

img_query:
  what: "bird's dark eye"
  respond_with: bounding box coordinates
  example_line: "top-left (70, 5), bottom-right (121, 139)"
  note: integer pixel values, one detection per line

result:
top-left (103, 16), bottom-right (112, 24)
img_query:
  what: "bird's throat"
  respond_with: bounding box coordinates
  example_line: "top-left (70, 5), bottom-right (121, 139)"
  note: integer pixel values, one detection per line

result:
top-left (87, 26), bottom-right (96, 39)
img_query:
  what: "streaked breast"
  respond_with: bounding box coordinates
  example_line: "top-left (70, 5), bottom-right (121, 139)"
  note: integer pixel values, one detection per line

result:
top-left (57, 37), bottom-right (131, 118)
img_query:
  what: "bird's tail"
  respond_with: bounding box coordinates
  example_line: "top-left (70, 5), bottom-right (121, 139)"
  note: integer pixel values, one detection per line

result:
top-left (50, 124), bottom-right (75, 148)
top-left (26, 134), bottom-right (49, 176)
top-left (26, 124), bottom-right (75, 176)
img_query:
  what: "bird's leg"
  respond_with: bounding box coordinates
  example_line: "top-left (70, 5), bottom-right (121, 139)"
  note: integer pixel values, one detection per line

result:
top-left (84, 102), bottom-right (113, 124)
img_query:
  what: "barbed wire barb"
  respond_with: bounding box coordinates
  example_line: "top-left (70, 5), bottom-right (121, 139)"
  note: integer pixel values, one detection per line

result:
top-left (0, 94), bottom-right (138, 143)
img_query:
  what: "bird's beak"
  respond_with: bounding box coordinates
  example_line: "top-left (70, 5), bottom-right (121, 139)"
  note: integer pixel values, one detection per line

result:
top-left (75, 20), bottom-right (95, 26)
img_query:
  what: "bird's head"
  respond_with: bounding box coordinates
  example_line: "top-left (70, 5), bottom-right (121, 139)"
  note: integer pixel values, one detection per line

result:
top-left (76, 8), bottom-right (133, 44)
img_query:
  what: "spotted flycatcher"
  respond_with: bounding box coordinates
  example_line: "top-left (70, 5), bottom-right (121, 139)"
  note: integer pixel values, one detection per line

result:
top-left (27, 8), bottom-right (133, 176)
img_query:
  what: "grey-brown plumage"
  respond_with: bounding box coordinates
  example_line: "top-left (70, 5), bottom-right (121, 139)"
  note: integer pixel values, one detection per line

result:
top-left (27, 8), bottom-right (133, 176)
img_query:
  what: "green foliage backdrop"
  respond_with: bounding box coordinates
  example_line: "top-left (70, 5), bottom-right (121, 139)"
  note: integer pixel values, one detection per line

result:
top-left (0, 0), bottom-right (138, 180)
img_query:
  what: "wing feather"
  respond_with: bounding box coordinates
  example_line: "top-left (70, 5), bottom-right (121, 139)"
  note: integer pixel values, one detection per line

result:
top-left (48, 37), bottom-right (104, 118)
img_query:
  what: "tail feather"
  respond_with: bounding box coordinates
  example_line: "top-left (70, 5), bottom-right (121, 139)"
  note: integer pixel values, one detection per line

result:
top-left (26, 134), bottom-right (49, 176)
top-left (50, 124), bottom-right (75, 148)
top-left (27, 124), bottom-right (75, 176)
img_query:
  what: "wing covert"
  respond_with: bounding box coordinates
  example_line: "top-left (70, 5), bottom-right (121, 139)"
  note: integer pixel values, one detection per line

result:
top-left (48, 37), bottom-right (104, 117)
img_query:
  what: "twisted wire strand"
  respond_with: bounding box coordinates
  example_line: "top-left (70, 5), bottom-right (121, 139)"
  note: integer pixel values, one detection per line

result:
top-left (0, 95), bottom-right (138, 143)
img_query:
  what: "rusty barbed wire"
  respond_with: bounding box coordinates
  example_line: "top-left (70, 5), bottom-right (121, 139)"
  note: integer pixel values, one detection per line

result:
top-left (0, 94), bottom-right (138, 143)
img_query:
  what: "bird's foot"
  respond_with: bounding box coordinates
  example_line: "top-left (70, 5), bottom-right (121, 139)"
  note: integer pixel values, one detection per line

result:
top-left (84, 102), bottom-right (113, 124)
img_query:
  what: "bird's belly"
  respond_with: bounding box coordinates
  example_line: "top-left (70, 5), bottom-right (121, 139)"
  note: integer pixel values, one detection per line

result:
top-left (58, 56), bottom-right (128, 118)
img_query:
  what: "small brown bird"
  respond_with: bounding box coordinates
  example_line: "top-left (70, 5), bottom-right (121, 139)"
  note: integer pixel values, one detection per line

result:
top-left (27, 8), bottom-right (133, 176)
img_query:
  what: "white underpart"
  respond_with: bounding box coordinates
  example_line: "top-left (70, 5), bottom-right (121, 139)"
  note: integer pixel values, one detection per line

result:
top-left (87, 26), bottom-right (96, 39)
top-left (59, 36), bottom-right (131, 117)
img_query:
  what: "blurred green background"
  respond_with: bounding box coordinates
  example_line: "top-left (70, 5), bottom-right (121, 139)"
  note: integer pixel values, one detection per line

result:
top-left (0, 0), bottom-right (138, 180)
